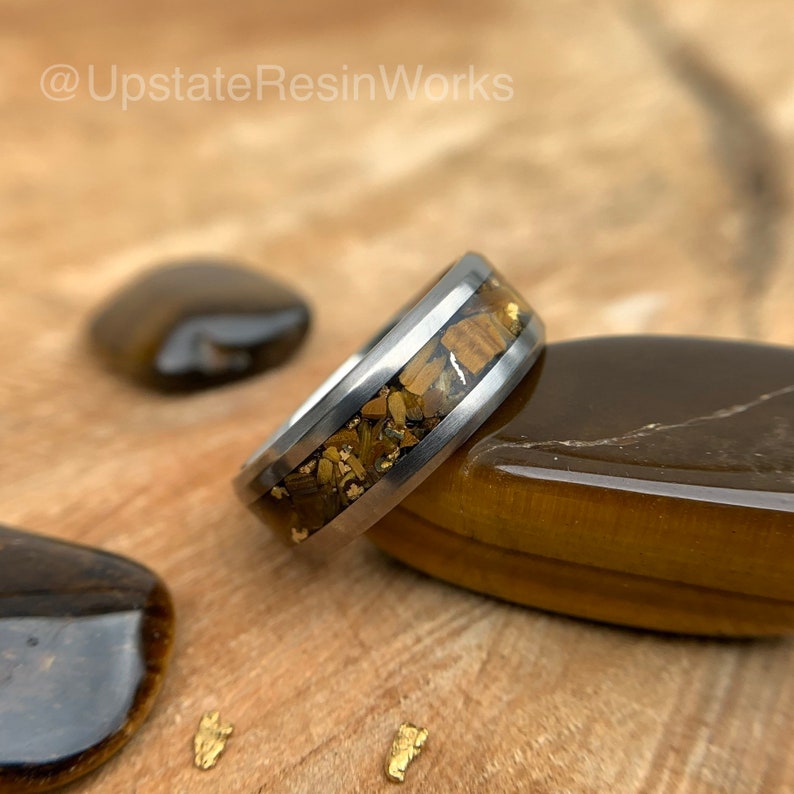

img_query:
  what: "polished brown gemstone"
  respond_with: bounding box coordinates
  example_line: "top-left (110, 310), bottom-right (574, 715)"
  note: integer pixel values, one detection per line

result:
top-left (89, 260), bottom-right (310, 391)
top-left (0, 525), bottom-right (174, 792)
top-left (369, 336), bottom-right (794, 636)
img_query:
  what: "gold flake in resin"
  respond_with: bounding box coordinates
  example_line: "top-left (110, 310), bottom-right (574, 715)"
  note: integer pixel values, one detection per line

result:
top-left (298, 460), bottom-right (317, 475)
top-left (346, 483), bottom-right (365, 501)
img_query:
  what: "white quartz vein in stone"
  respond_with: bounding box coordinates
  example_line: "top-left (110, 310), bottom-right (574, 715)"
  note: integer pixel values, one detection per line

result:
top-left (449, 352), bottom-right (467, 385)
top-left (496, 383), bottom-right (794, 452)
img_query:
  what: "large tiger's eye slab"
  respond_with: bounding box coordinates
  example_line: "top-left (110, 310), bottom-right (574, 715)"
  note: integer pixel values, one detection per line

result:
top-left (369, 336), bottom-right (794, 636)
top-left (0, 525), bottom-right (174, 792)
top-left (89, 260), bottom-right (310, 391)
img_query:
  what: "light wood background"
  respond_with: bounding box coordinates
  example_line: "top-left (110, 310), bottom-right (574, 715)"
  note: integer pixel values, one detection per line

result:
top-left (2, 1), bottom-right (794, 792)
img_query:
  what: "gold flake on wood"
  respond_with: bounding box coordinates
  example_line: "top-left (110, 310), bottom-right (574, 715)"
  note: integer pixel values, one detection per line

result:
top-left (385, 722), bottom-right (429, 783)
top-left (193, 711), bottom-right (234, 771)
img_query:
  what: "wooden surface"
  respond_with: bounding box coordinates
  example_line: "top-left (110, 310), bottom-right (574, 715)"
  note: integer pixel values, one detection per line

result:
top-left (2, 1), bottom-right (794, 792)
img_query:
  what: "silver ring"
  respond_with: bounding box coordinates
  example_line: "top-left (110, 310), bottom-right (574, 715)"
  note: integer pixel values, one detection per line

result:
top-left (233, 252), bottom-right (545, 554)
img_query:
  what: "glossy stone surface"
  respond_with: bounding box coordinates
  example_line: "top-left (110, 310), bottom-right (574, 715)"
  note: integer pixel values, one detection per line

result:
top-left (0, 525), bottom-right (174, 792)
top-left (370, 336), bottom-right (794, 636)
top-left (89, 260), bottom-right (310, 391)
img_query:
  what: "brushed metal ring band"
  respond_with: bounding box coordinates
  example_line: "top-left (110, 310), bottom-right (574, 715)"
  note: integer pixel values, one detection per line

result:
top-left (233, 252), bottom-right (545, 554)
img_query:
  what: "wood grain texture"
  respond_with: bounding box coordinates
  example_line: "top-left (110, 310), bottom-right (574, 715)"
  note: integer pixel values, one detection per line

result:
top-left (1, 0), bottom-right (793, 792)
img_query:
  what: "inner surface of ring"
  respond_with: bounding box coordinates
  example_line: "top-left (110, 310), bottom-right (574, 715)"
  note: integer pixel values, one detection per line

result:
top-left (251, 272), bottom-right (532, 545)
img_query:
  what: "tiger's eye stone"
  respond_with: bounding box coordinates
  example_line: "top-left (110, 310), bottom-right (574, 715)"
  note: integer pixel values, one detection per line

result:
top-left (369, 336), bottom-right (794, 636)
top-left (0, 525), bottom-right (174, 792)
top-left (89, 260), bottom-right (310, 391)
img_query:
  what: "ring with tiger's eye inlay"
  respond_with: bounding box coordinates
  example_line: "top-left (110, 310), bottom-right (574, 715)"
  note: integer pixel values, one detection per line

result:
top-left (233, 252), bottom-right (545, 554)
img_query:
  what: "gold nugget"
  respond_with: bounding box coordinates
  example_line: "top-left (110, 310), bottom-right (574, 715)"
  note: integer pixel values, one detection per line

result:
top-left (385, 722), bottom-right (428, 783)
top-left (194, 710), bottom-right (234, 771)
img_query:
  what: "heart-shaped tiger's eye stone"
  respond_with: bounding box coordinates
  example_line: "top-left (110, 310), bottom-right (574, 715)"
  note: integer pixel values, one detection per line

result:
top-left (89, 260), bottom-right (311, 391)
top-left (369, 336), bottom-right (794, 636)
top-left (0, 525), bottom-right (174, 792)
